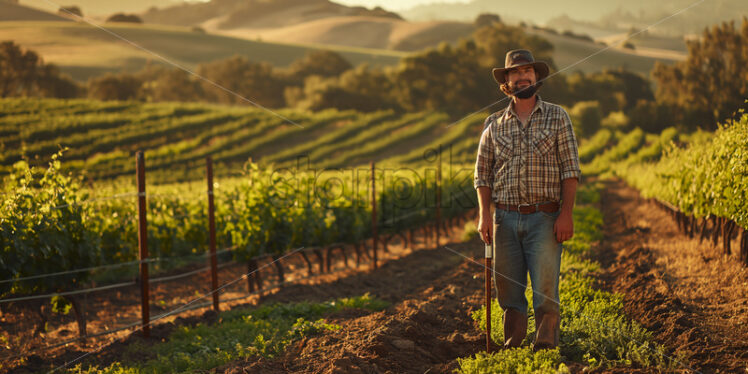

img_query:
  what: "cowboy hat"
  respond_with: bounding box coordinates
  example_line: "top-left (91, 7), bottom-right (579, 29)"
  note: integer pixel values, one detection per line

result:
top-left (492, 49), bottom-right (550, 85)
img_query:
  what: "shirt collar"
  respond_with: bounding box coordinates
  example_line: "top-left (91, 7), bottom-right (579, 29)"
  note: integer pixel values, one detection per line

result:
top-left (504, 94), bottom-right (544, 121)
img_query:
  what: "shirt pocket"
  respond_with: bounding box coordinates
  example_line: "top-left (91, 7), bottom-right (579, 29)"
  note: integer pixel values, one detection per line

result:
top-left (532, 128), bottom-right (555, 156)
top-left (495, 133), bottom-right (513, 161)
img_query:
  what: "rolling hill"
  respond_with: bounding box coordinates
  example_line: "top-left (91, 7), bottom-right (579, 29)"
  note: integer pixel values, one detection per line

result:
top-left (400, 0), bottom-right (747, 37)
top-left (1, 1), bottom-right (685, 82)
top-left (215, 16), bottom-right (475, 51)
top-left (400, 0), bottom-right (635, 24)
top-left (523, 28), bottom-right (682, 76)
top-left (139, 0), bottom-right (402, 29)
top-left (19, 0), bottom-right (178, 17)
top-left (0, 0), bottom-right (71, 22)
top-left (211, 17), bottom-right (683, 75)
top-left (0, 20), bottom-right (404, 82)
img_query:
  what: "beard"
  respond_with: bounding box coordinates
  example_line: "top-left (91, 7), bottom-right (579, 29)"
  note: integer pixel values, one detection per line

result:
top-left (510, 81), bottom-right (539, 99)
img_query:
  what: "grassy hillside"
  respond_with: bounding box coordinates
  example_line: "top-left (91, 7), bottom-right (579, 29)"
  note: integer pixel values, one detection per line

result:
top-left (524, 28), bottom-right (681, 76)
top-left (216, 16), bottom-right (475, 52)
top-left (0, 1), bottom-right (71, 22)
top-left (0, 17), bottom-right (681, 85)
top-left (401, 0), bottom-right (745, 37)
top-left (0, 98), bottom-right (484, 184)
top-left (140, 0), bottom-right (402, 29)
top-left (0, 21), bottom-right (404, 82)
top-left (218, 20), bottom-right (680, 76)
top-left (19, 0), bottom-right (176, 17)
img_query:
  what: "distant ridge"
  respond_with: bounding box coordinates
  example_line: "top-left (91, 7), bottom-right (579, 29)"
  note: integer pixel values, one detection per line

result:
top-left (0, 1), bottom-right (71, 22)
top-left (141, 0), bottom-right (402, 29)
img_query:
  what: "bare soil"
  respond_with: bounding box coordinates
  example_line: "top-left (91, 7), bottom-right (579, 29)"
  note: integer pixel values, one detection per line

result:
top-left (4, 212), bottom-right (493, 373)
top-left (217, 234), bottom-right (490, 374)
top-left (594, 178), bottom-right (748, 374)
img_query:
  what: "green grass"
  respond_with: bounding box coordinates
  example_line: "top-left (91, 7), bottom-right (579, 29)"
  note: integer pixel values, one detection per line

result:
top-left (456, 182), bottom-right (683, 373)
top-left (0, 21), bottom-right (404, 82)
top-left (458, 349), bottom-right (568, 374)
top-left (66, 293), bottom-right (389, 373)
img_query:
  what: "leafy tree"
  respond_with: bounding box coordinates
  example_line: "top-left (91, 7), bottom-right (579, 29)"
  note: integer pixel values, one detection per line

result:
top-left (87, 72), bottom-right (141, 100)
top-left (136, 63), bottom-right (203, 102)
top-left (105, 13), bottom-right (143, 23)
top-left (627, 100), bottom-right (675, 134)
top-left (472, 22), bottom-right (556, 71)
top-left (286, 75), bottom-right (347, 111)
top-left (197, 55), bottom-right (285, 107)
top-left (652, 17), bottom-right (748, 130)
top-left (570, 71), bottom-right (627, 115)
top-left (287, 64), bottom-right (397, 112)
top-left (36, 63), bottom-right (81, 98)
top-left (569, 100), bottom-right (602, 138)
top-left (393, 40), bottom-right (492, 115)
top-left (338, 64), bottom-right (397, 110)
top-left (474, 13), bottom-right (501, 28)
top-left (58, 5), bottom-right (82, 18)
top-left (1, 40), bottom-right (43, 97)
top-left (0, 41), bottom-right (80, 98)
top-left (286, 50), bottom-right (352, 82)
top-left (560, 68), bottom-right (653, 116)
top-left (603, 68), bottom-right (654, 111)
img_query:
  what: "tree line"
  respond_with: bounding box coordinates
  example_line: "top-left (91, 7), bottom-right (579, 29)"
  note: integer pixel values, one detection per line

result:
top-left (1, 16), bottom-right (746, 133)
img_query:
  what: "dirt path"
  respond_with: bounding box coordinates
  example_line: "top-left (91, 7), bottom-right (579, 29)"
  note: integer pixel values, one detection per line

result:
top-left (218, 236), bottom-right (490, 374)
top-left (594, 178), bottom-right (748, 373)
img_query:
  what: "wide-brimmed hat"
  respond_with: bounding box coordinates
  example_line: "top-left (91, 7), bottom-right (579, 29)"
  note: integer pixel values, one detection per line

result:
top-left (492, 49), bottom-right (550, 85)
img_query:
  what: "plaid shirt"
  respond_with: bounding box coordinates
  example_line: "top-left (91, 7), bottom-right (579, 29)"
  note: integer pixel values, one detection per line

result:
top-left (473, 95), bottom-right (581, 205)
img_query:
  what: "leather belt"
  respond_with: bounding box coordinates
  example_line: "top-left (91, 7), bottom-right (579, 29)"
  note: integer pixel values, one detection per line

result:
top-left (495, 201), bottom-right (560, 214)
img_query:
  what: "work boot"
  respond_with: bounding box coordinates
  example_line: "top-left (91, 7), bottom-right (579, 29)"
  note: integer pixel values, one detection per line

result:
top-left (502, 308), bottom-right (527, 348)
top-left (532, 311), bottom-right (560, 352)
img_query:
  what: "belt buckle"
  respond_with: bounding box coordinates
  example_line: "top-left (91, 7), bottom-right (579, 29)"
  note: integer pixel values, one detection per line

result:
top-left (517, 203), bottom-right (531, 213)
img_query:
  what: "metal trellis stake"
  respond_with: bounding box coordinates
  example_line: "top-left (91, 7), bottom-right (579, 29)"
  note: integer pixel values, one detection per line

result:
top-left (436, 146), bottom-right (442, 246)
top-left (371, 161), bottom-right (378, 269)
top-left (206, 157), bottom-right (219, 312)
top-left (136, 151), bottom-right (150, 338)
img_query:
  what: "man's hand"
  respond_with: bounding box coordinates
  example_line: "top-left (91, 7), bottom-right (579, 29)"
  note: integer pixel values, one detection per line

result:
top-left (553, 210), bottom-right (574, 243)
top-left (478, 210), bottom-right (493, 244)
top-left (556, 177), bottom-right (578, 243)
top-left (476, 186), bottom-right (494, 245)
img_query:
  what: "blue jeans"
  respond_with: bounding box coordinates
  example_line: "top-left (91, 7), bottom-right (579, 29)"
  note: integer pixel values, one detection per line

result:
top-left (492, 206), bottom-right (562, 321)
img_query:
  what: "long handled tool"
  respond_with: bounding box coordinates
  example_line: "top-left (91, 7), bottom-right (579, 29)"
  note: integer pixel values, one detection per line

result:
top-left (485, 241), bottom-right (493, 353)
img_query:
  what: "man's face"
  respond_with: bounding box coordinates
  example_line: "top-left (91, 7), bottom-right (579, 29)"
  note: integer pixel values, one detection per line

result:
top-left (506, 65), bottom-right (536, 90)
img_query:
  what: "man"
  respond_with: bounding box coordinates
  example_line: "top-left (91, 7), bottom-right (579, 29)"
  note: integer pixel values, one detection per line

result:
top-left (473, 49), bottom-right (581, 351)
